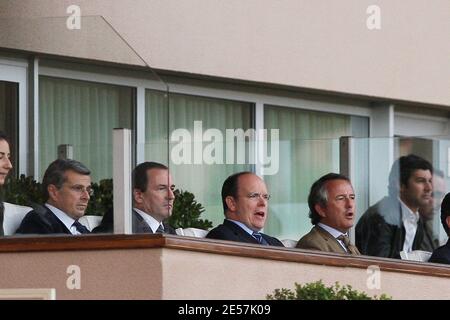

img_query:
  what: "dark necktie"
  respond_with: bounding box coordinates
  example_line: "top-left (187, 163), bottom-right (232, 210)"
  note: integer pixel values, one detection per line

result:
top-left (337, 234), bottom-right (360, 255)
top-left (156, 224), bottom-right (165, 234)
top-left (252, 231), bottom-right (268, 245)
top-left (73, 220), bottom-right (90, 234)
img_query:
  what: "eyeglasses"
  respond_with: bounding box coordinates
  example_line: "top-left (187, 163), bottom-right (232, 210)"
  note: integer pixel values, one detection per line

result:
top-left (243, 192), bottom-right (271, 201)
top-left (68, 185), bottom-right (94, 196)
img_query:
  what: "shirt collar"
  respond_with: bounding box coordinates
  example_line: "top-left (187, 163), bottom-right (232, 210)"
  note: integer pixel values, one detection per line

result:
top-left (399, 198), bottom-right (419, 223)
top-left (317, 222), bottom-right (347, 239)
top-left (134, 208), bottom-right (162, 233)
top-left (226, 219), bottom-right (259, 235)
top-left (45, 203), bottom-right (76, 231)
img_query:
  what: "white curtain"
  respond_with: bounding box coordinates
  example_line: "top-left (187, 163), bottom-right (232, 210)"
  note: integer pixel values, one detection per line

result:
top-left (145, 90), bottom-right (252, 226)
top-left (39, 76), bottom-right (133, 182)
top-left (264, 105), bottom-right (352, 239)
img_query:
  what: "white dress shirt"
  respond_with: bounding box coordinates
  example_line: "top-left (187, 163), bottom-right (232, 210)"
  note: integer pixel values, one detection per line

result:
top-left (399, 198), bottom-right (419, 253)
top-left (134, 208), bottom-right (163, 233)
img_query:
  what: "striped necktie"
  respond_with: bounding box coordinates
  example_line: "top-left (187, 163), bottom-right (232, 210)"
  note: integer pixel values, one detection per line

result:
top-left (252, 231), bottom-right (268, 245)
top-left (337, 234), bottom-right (360, 255)
top-left (72, 220), bottom-right (90, 234)
top-left (156, 224), bottom-right (165, 234)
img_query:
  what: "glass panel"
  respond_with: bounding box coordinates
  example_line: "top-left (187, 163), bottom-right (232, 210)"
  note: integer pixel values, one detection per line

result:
top-left (263, 105), bottom-right (360, 239)
top-left (39, 76), bottom-right (133, 182)
top-left (149, 91), bottom-right (253, 226)
top-left (354, 136), bottom-right (447, 261)
top-left (0, 15), bottom-right (169, 238)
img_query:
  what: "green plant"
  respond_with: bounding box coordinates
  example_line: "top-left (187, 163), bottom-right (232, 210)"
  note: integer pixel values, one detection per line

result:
top-left (266, 280), bottom-right (391, 300)
top-left (0, 174), bottom-right (46, 206)
top-left (169, 189), bottom-right (213, 229)
top-left (85, 178), bottom-right (113, 216)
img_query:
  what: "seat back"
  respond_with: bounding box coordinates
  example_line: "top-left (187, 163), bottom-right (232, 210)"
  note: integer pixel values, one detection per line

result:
top-left (3, 202), bottom-right (33, 235)
top-left (175, 227), bottom-right (208, 238)
top-left (78, 215), bottom-right (102, 232)
top-left (400, 250), bottom-right (432, 262)
top-left (281, 239), bottom-right (298, 248)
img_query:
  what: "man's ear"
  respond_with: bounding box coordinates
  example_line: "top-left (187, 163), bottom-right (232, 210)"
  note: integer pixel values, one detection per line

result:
top-left (446, 216), bottom-right (450, 229)
top-left (133, 189), bottom-right (143, 204)
top-left (225, 196), bottom-right (237, 212)
top-left (315, 203), bottom-right (327, 218)
top-left (47, 184), bottom-right (59, 202)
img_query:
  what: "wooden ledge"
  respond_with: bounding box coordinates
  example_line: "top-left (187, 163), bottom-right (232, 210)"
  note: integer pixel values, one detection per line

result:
top-left (0, 234), bottom-right (448, 278)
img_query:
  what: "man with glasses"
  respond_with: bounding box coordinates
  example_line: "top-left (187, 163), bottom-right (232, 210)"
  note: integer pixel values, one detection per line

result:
top-left (16, 159), bottom-right (92, 235)
top-left (206, 172), bottom-right (284, 246)
top-left (297, 173), bottom-right (360, 255)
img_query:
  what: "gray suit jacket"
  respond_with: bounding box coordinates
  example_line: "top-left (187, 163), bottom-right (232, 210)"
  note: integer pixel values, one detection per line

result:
top-left (297, 225), bottom-right (349, 254)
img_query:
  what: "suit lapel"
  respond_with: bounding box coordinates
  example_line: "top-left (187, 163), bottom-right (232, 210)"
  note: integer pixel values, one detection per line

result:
top-left (223, 220), bottom-right (259, 244)
top-left (314, 226), bottom-right (347, 254)
top-left (132, 210), bottom-right (153, 233)
top-left (42, 206), bottom-right (72, 234)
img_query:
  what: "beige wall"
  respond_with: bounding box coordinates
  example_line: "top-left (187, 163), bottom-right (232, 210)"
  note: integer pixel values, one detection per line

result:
top-left (0, 245), bottom-right (449, 299)
top-left (0, 0), bottom-right (449, 107)
top-left (162, 249), bottom-right (450, 300)
top-left (0, 249), bottom-right (163, 299)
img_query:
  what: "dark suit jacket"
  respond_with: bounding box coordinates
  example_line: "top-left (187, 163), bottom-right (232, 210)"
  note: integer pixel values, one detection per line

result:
top-left (429, 239), bottom-right (450, 264)
top-left (132, 210), bottom-right (176, 234)
top-left (356, 196), bottom-right (438, 259)
top-left (297, 225), bottom-right (349, 254)
top-left (15, 205), bottom-right (72, 235)
top-left (93, 209), bottom-right (176, 235)
top-left (206, 219), bottom-right (284, 247)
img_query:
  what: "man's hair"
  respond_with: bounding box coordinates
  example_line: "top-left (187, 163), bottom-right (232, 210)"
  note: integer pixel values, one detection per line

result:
top-left (133, 161), bottom-right (168, 192)
top-left (308, 173), bottom-right (351, 225)
top-left (221, 171), bottom-right (254, 214)
top-left (440, 193), bottom-right (450, 236)
top-left (388, 154), bottom-right (433, 197)
top-left (42, 159), bottom-right (91, 200)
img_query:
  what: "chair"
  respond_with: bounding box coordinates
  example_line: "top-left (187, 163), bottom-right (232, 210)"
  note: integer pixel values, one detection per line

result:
top-left (78, 215), bottom-right (102, 232)
top-left (3, 202), bottom-right (33, 235)
top-left (281, 239), bottom-right (298, 248)
top-left (175, 227), bottom-right (209, 238)
top-left (400, 250), bottom-right (432, 262)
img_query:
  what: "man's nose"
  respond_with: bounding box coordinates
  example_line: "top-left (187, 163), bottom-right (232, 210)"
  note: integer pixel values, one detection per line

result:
top-left (167, 188), bottom-right (175, 200)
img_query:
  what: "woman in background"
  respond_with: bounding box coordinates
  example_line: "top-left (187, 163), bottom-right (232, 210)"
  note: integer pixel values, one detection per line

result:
top-left (0, 131), bottom-right (13, 236)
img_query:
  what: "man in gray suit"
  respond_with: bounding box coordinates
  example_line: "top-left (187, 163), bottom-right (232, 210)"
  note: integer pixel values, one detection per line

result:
top-left (297, 173), bottom-right (360, 255)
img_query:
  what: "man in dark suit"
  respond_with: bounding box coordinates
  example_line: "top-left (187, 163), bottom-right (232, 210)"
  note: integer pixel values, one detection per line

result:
top-left (16, 159), bottom-right (92, 235)
top-left (297, 173), bottom-right (360, 255)
top-left (356, 154), bottom-right (437, 259)
top-left (206, 172), bottom-right (283, 247)
top-left (93, 162), bottom-right (176, 234)
top-left (429, 193), bottom-right (450, 264)
top-left (0, 131), bottom-right (13, 236)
